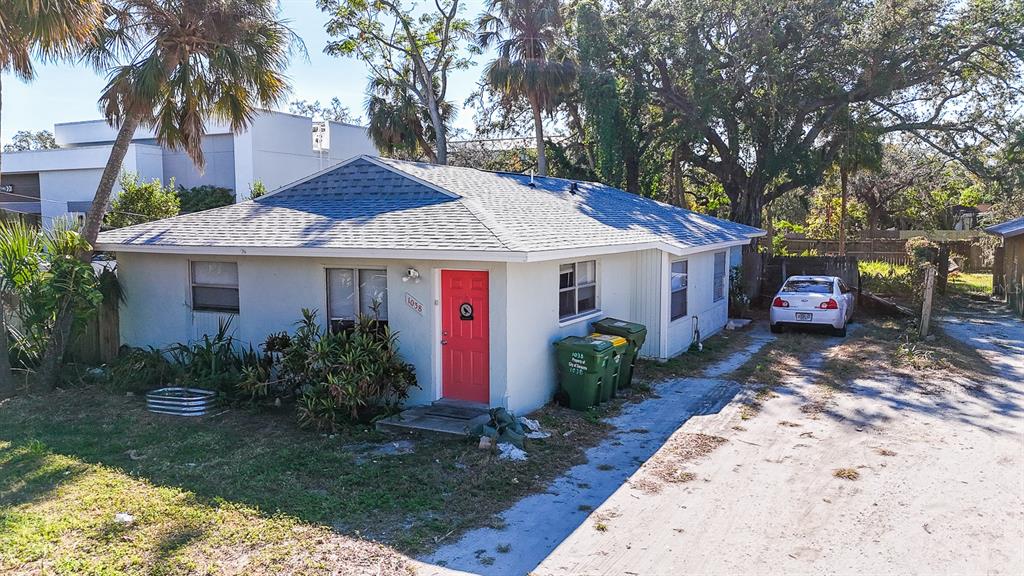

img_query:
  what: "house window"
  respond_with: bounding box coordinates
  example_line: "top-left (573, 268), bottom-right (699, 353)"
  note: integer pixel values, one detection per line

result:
top-left (327, 268), bottom-right (388, 331)
top-left (713, 251), bottom-right (727, 302)
top-left (191, 261), bottom-right (239, 313)
top-left (671, 260), bottom-right (688, 320)
top-left (559, 260), bottom-right (597, 319)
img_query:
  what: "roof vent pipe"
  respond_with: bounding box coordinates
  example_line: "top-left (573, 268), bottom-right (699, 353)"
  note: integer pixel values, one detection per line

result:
top-left (569, 182), bottom-right (579, 195)
top-left (529, 171), bottom-right (536, 187)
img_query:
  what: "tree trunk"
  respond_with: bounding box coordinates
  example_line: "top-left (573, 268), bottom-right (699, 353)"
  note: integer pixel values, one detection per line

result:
top-left (414, 59), bottom-right (447, 166)
top-left (0, 78), bottom-right (13, 395)
top-left (839, 163), bottom-right (849, 255)
top-left (37, 294), bottom-right (74, 389)
top-left (425, 95), bottom-right (447, 165)
top-left (728, 184), bottom-right (764, 228)
top-left (81, 114), bottom-right (141, 246)
top-left (623, 145), bottom-right (640, 195)
top-left (530, 97), bottom-right (547, 177)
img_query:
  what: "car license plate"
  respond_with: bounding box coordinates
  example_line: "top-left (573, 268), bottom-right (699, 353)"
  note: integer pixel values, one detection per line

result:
top-left (795, 312), bottom-right (813, 321)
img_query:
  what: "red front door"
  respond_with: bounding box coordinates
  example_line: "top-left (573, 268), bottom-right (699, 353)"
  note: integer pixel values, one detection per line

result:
top-left (441, 270), bottom-right (490, 404)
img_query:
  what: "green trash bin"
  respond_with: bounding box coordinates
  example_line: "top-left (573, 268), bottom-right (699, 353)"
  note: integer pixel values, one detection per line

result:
top-left (554, 336), bottom-right (614, 410)
top-left (589, 333), bottom-right (627, 401)
top-left (591, 317), bottom-right (648, 389)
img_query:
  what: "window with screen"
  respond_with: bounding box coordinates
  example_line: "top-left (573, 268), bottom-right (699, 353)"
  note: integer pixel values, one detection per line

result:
top-left (327, 268), bottom-right (388, 331)
top-left (713, 251), bottom-right (727, 302)
top-left (191, 261), bottom-right (239, 313)
top-left (671, 260), bottom-right (688, 320)
top-left (559, 260), bottom-right (597, 319)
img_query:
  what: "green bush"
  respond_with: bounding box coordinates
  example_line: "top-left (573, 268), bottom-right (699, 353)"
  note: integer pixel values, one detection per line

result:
top-left (2, 221), bottom-right (104, 366)
top-left (859, 260), bottom-right (913, 296)
top-left (728, 266), bottom-right (750, 317)
top-left (107, 174), bottom-right (180, 229)
top-left (167, 319), bottom-right (250, 394)
top-left (105, 346), bottom-right (181, 393)
top-left (177, 185), bottom-right (235, 214)
top-left (103, 319), bottom-right (260, 395)
top-left (249, 309), bottom-right (417, 431)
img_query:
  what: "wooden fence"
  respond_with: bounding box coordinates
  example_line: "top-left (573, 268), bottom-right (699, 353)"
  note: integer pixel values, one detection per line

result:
top-left (779, 238), bottom-right (909, 266)
top-left (759, 255), bottom-right (860, 298)
top-left (778, 236), bottom-right (988, 272)
top-left (68, 296), bottom-right (119, 365)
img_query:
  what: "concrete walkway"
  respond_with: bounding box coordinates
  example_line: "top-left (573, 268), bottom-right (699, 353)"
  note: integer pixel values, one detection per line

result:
top-left (419, 329), bottom-right (775, 576)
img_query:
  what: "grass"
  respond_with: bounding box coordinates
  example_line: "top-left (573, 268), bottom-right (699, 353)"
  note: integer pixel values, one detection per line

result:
top-left (948, 272), bottom-right (992, 296)
top-left (634, 327), bottom-right (754, 382)
top-left (859, 260), bottom-right (913, 296)
top-left (0, 388), bottom-right (612, 573)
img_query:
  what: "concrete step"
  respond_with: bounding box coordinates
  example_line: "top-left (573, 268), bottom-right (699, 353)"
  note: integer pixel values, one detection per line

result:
top-left (375, 404), bottom-right (490, 437)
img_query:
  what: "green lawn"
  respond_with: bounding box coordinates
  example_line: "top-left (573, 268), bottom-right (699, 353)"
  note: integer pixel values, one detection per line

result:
top-left (948, 272), bottom-right (993, 296)
top-left (0, 390), bottom-right (609, 574)
top-left (0, 321), bottom-right (764, 574)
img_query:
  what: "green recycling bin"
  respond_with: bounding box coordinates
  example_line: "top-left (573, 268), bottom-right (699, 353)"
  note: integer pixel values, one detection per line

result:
top-left (554, 336), bottom-right (614, 410)
top-left (591, 317), bottom-right (648, 389)
top-left (589, 333), bottom-right (627, 401)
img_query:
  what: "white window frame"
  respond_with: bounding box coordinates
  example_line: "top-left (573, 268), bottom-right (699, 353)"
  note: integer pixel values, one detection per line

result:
top-left (670, 259), bottom-right (688, 321)
top-left (713, 251), bottom-right (727, 302)
top-left (558, 260), bottom-right (599, 321)
top-left (326, 267), bottom-right (388, 331)
top-left (189, 260), bottom-right (239, 314)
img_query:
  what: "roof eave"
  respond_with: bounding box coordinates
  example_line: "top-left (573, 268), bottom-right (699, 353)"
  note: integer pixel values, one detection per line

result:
top-left (95, 235), bottom-right (757, 263)
top-left (94, 242), bottom-right (531, 262)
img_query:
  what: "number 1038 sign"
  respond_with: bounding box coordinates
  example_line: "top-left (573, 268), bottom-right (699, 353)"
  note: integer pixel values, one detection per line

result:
top-left (404, 292), bottom-right (423, 315)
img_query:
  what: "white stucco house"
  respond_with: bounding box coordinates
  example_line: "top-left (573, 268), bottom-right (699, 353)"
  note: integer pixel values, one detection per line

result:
top-left (95, 155), bottom-right (765, 414)
top-left (0, 110), bottom-right (376, 227)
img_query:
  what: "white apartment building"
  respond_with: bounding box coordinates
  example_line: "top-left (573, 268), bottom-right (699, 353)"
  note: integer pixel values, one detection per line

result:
top-left (0, 110), bottom-right (377, 227)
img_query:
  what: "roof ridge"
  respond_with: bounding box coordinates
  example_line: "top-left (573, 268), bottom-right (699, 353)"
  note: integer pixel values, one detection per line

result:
top-left (374, 156), bottom-right (524, 251)
top-left (454, 197), bottom-right (525, 252)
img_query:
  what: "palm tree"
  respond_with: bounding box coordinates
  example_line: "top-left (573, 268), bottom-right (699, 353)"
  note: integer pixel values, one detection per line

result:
top-left (78, 0), bottom-right (297, 247)
top-left (37, 0), bottom-right (297, 387)
top-left (366, 74), bottom-right (453, 163)
top-left (0, 0), bottom-right (103, 391)
top-left (476, 0), bottom-right (576, 176)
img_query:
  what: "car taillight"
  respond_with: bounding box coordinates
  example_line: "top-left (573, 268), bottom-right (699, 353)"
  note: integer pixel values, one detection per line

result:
top-left (819, 299), bottom-right (838, 310)
top-left (773, 297), bottom-right (789, 308)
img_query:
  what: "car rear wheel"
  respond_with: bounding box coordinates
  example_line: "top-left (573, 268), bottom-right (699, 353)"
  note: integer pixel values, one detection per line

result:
top-left (770, 323), bottom-right (783, 334)
top-left (832, 323), bottom-right (847, 337)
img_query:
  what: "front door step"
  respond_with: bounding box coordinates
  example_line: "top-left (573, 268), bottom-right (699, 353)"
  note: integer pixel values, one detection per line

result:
top-left (424, 399), bottom-right (489, 420)
top-left (376, 402), bottom-right (490, 437)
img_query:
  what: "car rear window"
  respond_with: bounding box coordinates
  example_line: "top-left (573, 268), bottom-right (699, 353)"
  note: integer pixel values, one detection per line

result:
top-left (781, 280), bottom-right (833, 294)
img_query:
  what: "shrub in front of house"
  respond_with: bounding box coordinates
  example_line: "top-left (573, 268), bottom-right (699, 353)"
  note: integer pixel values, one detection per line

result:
top-left (101, 310), bottom-right (415, 430)
top-left (104, 319), bottom-right (257, 394)
top-left (239, 308), bottom-right (418, 431)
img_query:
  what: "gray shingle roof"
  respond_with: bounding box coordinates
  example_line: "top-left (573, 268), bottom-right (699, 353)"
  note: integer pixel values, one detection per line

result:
top-left (985, 216), bottom-right (1024, 238)
top-left (97, 156), bottom-right (764, 258)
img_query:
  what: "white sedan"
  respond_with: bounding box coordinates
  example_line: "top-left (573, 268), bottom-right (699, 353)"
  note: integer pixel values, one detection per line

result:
top-left (769, 275), bottom-right (856, 337)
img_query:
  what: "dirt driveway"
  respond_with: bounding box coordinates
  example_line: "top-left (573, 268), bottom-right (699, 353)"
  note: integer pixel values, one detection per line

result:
top-left (534, 303), bottom-right (1024, 575)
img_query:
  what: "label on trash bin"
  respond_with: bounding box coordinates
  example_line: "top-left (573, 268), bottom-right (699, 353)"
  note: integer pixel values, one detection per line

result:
top-left (568, 351), bottom-right (588, 375)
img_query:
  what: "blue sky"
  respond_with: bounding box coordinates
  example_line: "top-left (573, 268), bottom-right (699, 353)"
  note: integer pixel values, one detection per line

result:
top-left (1, 0), bottom-right (487, 143)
